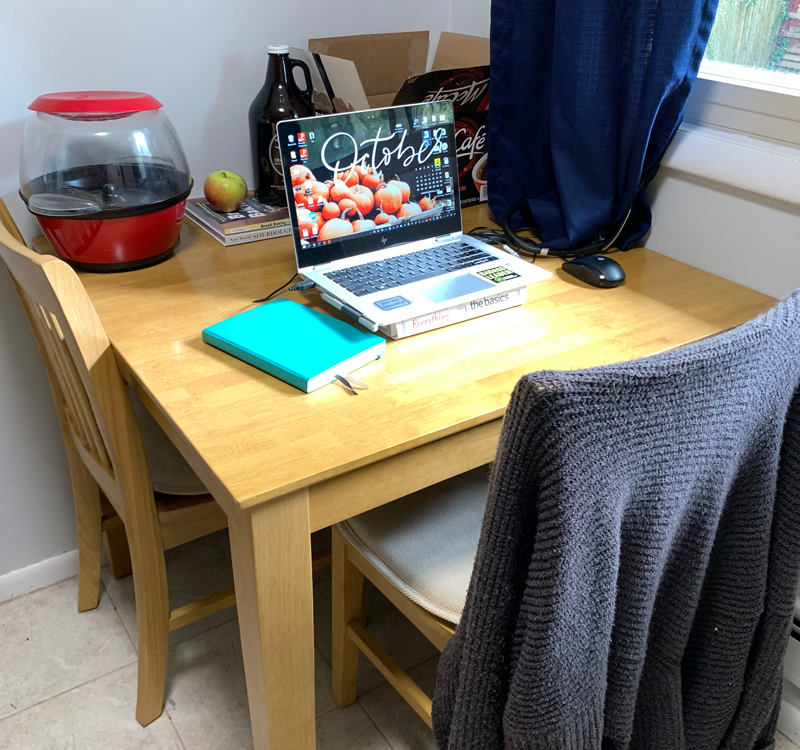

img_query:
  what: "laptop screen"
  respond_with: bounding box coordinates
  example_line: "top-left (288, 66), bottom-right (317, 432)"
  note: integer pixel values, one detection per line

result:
top-left (277, 101), bottom-right (461, 270)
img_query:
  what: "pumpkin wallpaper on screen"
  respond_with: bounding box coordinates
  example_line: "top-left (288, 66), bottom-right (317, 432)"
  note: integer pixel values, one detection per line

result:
top-left (286, 106), bottom-right (455, 245)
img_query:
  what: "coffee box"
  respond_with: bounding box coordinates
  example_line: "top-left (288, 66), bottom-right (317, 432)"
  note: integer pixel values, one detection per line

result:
top-left (392, 66), bottom-right (489, 208)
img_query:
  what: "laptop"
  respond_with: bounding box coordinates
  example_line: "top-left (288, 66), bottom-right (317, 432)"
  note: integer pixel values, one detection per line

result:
top-left (277, 101), bottom-right (550, 331)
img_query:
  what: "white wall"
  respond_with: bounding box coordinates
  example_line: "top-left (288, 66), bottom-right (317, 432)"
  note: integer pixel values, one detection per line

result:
top-left (3, 0), bottom-right (795, 585)
top-left (646, 170), bottom-right (800, 300)
top-left (450, 0), bottom-right (490, 37)
top-left (0, 2), bottom-right (451, 584)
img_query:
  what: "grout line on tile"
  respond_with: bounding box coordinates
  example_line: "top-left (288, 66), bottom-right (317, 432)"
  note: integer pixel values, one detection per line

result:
top-left (98, 570), bottom-right (118, 607)
top-left (342, 647), bottom-right (440, 705)
top-left (101, 577), bottom-right (138, 654)
top-left (315, 643), bottom-right (332, 669)
top-left (165, 707), bottom-right (190, 750)
top-left (315, 704), bottom-right (340, 720)
top-left (359, 699), bottom-right (397, 750)
top-left (0, 661), bottom-right (136, 724)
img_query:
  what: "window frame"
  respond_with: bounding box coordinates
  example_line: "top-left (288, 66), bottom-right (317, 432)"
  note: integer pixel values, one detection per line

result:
top-left (686, 60), bottom-right (800, 148)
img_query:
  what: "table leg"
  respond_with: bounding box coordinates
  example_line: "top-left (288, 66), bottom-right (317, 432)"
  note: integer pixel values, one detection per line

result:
top-left (228, 489), bottom-right (315, 750)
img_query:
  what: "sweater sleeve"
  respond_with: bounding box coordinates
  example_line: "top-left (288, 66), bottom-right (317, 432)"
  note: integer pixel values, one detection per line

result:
top-left (432, 375), bottom-right (566, 750)
top-left (720, 387), bottom-right (800, 750)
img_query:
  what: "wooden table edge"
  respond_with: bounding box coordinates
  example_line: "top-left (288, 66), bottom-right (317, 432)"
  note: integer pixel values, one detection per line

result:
top-left (118, 306), bottom-right (775, 522)
top-left (122, 347), bottom-right (505, 519)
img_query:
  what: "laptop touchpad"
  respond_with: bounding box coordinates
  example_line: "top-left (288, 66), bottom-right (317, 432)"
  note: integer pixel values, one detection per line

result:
top-left (420, 273), bottom-right (495, 304)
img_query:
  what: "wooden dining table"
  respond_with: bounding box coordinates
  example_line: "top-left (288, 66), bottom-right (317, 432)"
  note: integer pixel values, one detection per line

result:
top-left (34, 204), bottom-right (774, 749)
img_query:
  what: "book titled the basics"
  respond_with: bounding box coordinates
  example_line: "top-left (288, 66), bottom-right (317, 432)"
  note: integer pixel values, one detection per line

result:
top-left (380, 286), bottom-right (526, 339)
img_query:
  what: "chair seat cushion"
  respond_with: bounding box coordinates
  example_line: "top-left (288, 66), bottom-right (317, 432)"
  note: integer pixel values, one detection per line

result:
top-left (128, 388), bottom-right (208, 496)
top-left (337, 466), bottom-right (489, 624)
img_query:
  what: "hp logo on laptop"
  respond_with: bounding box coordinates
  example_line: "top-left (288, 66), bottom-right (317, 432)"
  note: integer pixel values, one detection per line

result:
top-left (381, 236), bottom-right (387, 245)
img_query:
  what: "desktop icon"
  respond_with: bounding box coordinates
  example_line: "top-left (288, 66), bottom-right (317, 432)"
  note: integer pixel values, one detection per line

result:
top-left (290, 150), bottom-right (297, 160)
top-left (298, 132), bottom-right (306, 143)
top-left (299, 148), bottom-right (308, 160)
top-left (287, 135), bottom-right (295, 143)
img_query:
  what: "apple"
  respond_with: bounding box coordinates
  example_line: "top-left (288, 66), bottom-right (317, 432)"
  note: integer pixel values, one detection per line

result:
top-left (203, 170), bottom-right (247, 212)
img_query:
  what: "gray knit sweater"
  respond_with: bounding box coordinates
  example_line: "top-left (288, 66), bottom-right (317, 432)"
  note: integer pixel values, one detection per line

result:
top-left (433, 291), bottom-right (800, 750)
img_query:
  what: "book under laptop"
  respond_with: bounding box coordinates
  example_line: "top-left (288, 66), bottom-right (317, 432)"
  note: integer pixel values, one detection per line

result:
top-left (277, 101), bottom-right (550, 336)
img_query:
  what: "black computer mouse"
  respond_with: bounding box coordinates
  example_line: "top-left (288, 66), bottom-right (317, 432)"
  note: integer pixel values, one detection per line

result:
top-left (561, 255), bottom-right (626, 288)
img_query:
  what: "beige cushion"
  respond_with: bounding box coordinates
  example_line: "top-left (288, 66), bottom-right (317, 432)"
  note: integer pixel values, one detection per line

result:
top-left (128, 388), bottom-right (207, 496)
top-left (337, 466), bottom-right (489, 624)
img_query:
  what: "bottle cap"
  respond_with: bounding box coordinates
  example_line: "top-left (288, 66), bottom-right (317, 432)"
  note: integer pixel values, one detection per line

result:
top-left (268, 45), bottom-right (290, 55)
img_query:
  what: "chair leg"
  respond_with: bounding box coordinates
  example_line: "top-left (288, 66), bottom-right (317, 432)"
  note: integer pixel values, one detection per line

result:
top-left (68, 449), bottom-right (103, 613)
top-left (331, 526), bottom-right (364, 708)
top-left (103, 514), bottom-right (133, 579)
top-left (126, 493), bottom-right (170, 726)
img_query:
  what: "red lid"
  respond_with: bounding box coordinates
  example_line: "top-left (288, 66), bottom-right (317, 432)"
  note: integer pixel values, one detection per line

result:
top-left (28, 91), bottom-right (163, 114)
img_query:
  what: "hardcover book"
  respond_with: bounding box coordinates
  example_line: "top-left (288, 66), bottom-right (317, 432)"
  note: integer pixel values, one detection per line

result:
top-left (202, 299), bottom-right (385, 393)
top-left (185, 192), bottom-right (291, 246)
top-left (379, 286), bottom-right (526, 339)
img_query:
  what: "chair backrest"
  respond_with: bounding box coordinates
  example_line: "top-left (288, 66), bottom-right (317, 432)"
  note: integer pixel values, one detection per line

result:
top-left (0, 198), bottom-right (25, 243)
top-left (0, 216), bottom-right (152, 521)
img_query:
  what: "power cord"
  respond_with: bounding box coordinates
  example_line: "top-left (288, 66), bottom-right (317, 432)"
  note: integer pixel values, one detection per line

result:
top-left (467, 226), bottom-right (537, 261)
top-left (252, 210), bottom-right (633, 304)
top-left (253, 276), bottom-right (316, 304)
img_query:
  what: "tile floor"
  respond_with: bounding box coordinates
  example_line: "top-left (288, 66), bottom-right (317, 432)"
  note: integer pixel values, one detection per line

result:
top-left (0, 528), bottom-right (797, 750)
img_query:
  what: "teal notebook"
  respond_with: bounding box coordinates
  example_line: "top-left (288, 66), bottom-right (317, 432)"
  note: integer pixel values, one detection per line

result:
top-left (202, 299), bottom-right (386, 393)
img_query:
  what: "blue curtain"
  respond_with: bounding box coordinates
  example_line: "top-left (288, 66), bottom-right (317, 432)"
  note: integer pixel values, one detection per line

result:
top-left (489, 0), bottom-right (719, 250)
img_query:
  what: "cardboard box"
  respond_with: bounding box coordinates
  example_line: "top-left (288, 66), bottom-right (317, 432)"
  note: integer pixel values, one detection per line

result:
top-left (309, 31), bottom-right (430, 108)
top-left (393, 65), bottom-right (489, 206)
top-left (431, 31), bottom-right (490, 71)
top-left (306, 31), bottom-right (490, 208)
top-left (285, 48), bottom-right (370, 114)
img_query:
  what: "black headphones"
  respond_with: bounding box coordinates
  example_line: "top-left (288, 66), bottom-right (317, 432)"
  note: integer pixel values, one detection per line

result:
top-left (501, 201), bottom-right (615, 259)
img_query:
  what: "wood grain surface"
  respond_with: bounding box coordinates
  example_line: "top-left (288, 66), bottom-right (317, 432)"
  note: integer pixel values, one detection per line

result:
top-left (33, 205), bottom-right (775, 514)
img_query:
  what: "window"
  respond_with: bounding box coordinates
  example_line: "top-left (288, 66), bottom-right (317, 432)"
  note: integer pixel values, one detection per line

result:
top-left (685, 1), bottom-right (800, 147)
top-left (704, 0), bottom-right (800, 77)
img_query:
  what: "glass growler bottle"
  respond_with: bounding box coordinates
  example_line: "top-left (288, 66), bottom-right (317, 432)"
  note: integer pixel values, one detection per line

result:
top-left (248, 44), bottom-right (314, 205)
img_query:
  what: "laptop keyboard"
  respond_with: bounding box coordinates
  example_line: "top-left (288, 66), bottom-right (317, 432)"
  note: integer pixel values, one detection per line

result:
top-left (323, 241), bottom-right (496, 297)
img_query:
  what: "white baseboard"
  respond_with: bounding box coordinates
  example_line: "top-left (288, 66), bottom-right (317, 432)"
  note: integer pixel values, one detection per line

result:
top-left (779, 679), bottom-right (800, 744)
top-left (0, 548), bottom-right (79, 603)
top-left (779, 698), bottom-right (800, 744)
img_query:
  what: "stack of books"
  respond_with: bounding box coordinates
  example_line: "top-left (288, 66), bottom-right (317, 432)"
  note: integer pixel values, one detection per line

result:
top-left (185, 192), bottom-right (291, 246)
top-left (379, 287), bottom-right (527, 339)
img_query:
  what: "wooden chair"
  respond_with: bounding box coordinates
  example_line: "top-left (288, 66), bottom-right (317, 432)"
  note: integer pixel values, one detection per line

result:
top-left (331, 466), bottom-right (490, 726)
top-left (0, 211), bottom-right (234, 724)
top-left (0, 205), bottom-right (329, 725)
top-left (0, 202), bottom-right (136, 580)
